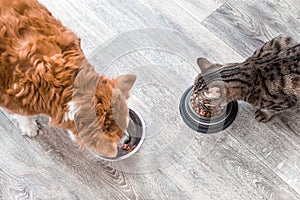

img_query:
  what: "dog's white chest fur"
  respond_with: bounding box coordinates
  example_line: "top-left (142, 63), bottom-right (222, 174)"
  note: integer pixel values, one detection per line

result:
top-left (63, 101), bottom-right (80, 122)
top-left (63, 101), bottom-right (80, 141)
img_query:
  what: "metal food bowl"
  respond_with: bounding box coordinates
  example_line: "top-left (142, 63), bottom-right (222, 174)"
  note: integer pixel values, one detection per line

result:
top-left (179, 86), bottom-right (238, 133)
top-left (90, 108), bottom-right (145, 161)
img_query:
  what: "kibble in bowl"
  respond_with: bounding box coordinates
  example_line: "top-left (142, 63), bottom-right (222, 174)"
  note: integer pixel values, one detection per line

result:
top-left (190, 94), bottom-right (224, 118)
top-left (179, 86), bottom-right (238, 133)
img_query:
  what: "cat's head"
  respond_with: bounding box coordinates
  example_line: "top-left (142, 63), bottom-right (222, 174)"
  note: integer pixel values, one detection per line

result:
top-left (192, 58), bottom-right (228, 108)
top-left (77, 74), bottom-right (136, 158)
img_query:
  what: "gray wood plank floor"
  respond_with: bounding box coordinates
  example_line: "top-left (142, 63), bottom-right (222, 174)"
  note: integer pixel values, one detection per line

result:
top-left (0, 0), bottom-right (299, 199)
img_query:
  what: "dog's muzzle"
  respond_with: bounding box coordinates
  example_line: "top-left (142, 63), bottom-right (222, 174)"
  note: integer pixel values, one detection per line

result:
top-left (119, 130), bottom-right (131, 145)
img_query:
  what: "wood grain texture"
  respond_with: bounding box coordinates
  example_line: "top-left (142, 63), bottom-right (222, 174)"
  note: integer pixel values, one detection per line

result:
top-left (170, 0), bottom-right (224, 21)
top-left (202, 0), bottom-right (300, 57)
top-left (38, 0), bottom-right (117, 55)
top-left (229, 103), bottom-right (300, 194)
top-left (0, 0), bottom-right (299, 199)
top-left (0, 111), bottom-right (189, 200)
top-left (84, 0), bottom-right (244, 68)
top-left (163, 128), bottom-right (300, 200)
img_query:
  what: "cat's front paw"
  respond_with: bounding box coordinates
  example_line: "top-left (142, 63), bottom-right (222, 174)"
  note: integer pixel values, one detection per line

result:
top-left (255, 109), bottom-right (274, 122)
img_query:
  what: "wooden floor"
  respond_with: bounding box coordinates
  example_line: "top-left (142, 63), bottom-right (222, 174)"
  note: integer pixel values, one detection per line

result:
top-left (0, 0), bottom-right (300, 199)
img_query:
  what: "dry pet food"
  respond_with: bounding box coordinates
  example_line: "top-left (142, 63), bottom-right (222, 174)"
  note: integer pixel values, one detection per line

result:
top-left (190, 94), bottom-right (223, 117)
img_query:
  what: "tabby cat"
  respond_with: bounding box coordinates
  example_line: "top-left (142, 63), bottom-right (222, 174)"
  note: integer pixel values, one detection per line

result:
top-left (193, 36), bottom-right (300, 122)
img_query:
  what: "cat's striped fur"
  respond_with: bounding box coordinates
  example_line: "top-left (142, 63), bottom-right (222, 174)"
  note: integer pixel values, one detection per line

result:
top-left (193, 36), bottom-right (300, 122)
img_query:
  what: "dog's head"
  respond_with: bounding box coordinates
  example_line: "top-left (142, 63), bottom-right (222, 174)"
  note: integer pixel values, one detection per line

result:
top-left (76, 74), bottom-right (136, 158)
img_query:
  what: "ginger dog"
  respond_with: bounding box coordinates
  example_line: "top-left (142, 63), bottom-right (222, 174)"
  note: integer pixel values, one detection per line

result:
top-left (0, 0), bottom-right (136, 157)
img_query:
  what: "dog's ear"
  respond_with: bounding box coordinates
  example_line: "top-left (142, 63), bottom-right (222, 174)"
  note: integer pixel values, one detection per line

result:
top-left (116, 74), bottom-right (136, 99)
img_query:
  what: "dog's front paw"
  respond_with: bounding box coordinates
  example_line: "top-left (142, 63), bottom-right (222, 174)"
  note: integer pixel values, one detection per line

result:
top-left (19, 119), bottom-right (39, 137)
top-left (255, 109), bottom-right (274, 122)
top-left (10, 115), bottom-right (39, 137)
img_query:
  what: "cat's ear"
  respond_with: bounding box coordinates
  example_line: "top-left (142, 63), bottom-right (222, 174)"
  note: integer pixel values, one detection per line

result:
top-left (197, 57), bottom-right (218, 74)
top-left (116, 74), bottom-right (137, 99)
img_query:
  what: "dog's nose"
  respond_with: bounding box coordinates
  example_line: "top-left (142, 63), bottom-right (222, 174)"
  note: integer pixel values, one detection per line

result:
top-left (119, 130), bottom-right (131, 145)
top-left (123, 130), bottom-right (131, 144)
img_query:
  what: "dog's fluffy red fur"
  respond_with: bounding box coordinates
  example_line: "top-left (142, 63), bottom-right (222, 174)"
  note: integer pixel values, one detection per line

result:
top-left (0, 0), bottom-right (136, 157)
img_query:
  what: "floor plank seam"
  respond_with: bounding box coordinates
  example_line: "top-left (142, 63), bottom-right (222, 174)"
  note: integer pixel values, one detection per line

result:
top-left (169, 0), bottom-right (226, 24)
top-left (168, 0), bottom-right (247, 61)
top-left (199, 1), bottom-right (250, 59)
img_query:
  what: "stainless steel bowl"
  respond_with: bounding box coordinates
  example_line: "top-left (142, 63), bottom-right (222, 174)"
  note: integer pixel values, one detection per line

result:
top-left (179, 86), bottom-right (238, 133)
top-left (90, 108), bottom-right (145, 161)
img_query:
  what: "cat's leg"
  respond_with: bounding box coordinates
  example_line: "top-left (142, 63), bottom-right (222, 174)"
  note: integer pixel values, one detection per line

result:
top-left (255, 101), bottom-right (299, 122)
top-left (7, 114), bottom-right (39, 137)
top-left (255, 109), bottom-right (275, 122)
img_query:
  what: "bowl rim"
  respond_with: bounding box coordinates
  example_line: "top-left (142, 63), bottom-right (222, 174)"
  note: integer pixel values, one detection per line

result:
top-left (179, 86), bottom-right (238, 133)
top-left (89, 108), bottom-right (146, 161)
top-left (186, 86), bottom-right (229, 124)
